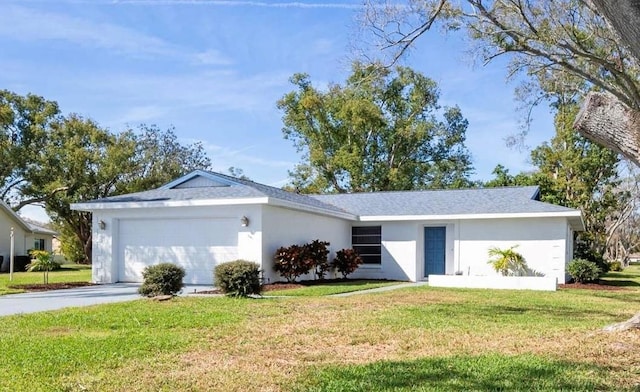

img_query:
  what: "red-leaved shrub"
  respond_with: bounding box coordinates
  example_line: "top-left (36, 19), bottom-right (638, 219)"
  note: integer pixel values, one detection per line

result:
top-left (332, 248), bottom-right (363, 278)
top-left (274, 244), bottom-right (313, 282)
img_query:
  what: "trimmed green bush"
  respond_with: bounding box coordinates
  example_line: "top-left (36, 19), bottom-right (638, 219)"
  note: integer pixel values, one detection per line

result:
top-left (214, 260), bottom-right (261, 297)
top-left (138, 263), bottom-right (185, 297)
top-left (608, 261), bottom-right (623, 272)
top-left (567, 258), bottom-right (602, 283)
top-left (333, 248), bottom-right (363, 278)
top-left (574, 241), bottom-right (609, 273)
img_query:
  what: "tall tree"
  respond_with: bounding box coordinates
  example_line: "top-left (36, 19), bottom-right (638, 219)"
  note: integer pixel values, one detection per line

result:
top-left (20, 115), bottom-right (136, 263)
top-left (486, 101), bottom-right (623, 257)
top-left (278, 62), bottom-right (473, 193)
top-left (483, 164), bottom-right (536, 188)
top-left (361, 1), bottom-right (640, 163)
top-left (530, 102), bottom-right (623, 255)
top-left (117, 124), bottom-right (212, 194)
top-left (0, 90), bottom-right (60, 206)
top-left (20, 117), bottom-right (212, 264)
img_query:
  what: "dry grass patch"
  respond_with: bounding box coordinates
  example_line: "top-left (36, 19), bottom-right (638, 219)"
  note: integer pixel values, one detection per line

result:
top-left (86, 287), bottom-right (640, 391)
top-left (5, 279), bottom-right (639, 391)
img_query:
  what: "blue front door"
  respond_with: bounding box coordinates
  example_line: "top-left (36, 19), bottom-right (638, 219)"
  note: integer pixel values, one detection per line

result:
top-left (424, 226), bottom-right (446, 276)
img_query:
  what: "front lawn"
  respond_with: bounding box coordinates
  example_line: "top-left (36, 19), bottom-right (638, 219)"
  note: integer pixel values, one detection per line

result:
top-left (0, 263), bottom-right (91, 295)
top-left (601, 263), bottom-right (640, 286)
top-left (264, 279), bottom-right (403, 296)
top-left (0, 267), bottom-right (639, 391)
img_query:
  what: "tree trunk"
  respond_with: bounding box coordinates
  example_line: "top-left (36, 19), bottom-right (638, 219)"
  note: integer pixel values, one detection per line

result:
top-left (574, 92), bottom-right (640, 165)
top-left (603, 311), bottom-right (640, 332)
top-left (590, 0), bottom-right (640, 63)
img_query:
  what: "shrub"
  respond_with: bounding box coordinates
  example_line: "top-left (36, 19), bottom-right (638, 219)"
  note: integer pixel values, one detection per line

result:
top-left (274, 244), bottom-right (313, 282)
top-left (608, 261), bottom-right (623, 272)
top-left (306, 239), bottom-right (331, 279)
top-left (332, 248), bottom-right (363, 278)
top-left (567, 258), bottom-right (602, 283)
top-left (138, 263), bottom-right (185, 297)
top-left (214, 260), bottom-right (262, 297)
top-left (574, 241), bottom-right (609, 273)
top-left (487, 246), bottom-right (528, 276)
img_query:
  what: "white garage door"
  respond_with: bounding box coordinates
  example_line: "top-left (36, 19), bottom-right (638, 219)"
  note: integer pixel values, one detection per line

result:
top-left (118, 218), bottom-right (239, 284)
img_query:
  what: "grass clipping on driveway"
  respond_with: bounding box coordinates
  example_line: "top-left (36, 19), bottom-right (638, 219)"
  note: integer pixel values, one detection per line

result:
top-left (1, 267), bottom-right (639, 391)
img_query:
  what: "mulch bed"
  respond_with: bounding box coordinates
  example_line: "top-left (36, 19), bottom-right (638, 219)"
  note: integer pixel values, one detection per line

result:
top-left (558, 282), bottom-right (627, 291)
top-left (8, 282), bottom-right (96, 292)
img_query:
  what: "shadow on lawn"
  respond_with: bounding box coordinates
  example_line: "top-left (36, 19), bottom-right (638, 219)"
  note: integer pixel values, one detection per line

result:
top-left (296, 354), bottom-right (609, 392)
top-left (601, 279), bottom-right (640, 287)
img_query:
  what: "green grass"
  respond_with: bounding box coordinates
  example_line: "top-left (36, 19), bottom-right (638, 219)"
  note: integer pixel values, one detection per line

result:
top-left (296, 354), bottom-right (610, 391)
top-left (0, 265), bottom-right (639, 391)
top-left (0, 297), bottom-right (248, 391)
top-left (600, 263), bottom-right (640, 286)
top-left (264, 279), bottom-right (402, 296)
top-left (0, 263), bottom-right (91, 295)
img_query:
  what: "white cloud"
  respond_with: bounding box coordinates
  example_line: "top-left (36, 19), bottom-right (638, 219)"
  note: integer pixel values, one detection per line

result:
top-left (118, 105), bottom-right (167, 124)
top-left (86, 69), bottom-right (291, 127)
top-left (193, 49), bottom-right (234, 66)
top-left (58, 1), bottom-right (362, 9)
top-left (195, 140), bottom-right (295, 170)
top-left (0, 4), bottom-right (233, 65)
top-left (312, 38), bottom-right (334, 55)
top-left (0, 5), bottom-right (178, 57)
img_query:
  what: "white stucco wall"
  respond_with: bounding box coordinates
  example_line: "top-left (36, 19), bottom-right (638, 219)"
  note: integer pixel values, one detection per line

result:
top-left (91, 204), bottom-right (263, 283)
top-left (456, 217), bottom-right (569, 283)
top-left (348, 221), bottom-right (455, 282)
top-left (28, 233), bottom-right (54, 251)
top-left (349, 217), bottom-right (572, 283)
top-left (261, 205), bottom-right (351, 283)
top-left (0, 210), bottom-right (39, 271)
top-left (88, 200), bottom-right (575, 286)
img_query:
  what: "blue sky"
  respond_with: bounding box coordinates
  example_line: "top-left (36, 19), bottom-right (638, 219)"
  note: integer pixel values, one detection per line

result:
top-left (1, 0), bottom-right (556, 221)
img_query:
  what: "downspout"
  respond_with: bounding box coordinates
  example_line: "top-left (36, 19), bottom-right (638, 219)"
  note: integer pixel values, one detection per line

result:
top-left (456, 220), bottom-right (461, 274)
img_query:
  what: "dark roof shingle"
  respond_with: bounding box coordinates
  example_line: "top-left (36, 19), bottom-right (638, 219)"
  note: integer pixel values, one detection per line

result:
top-left (80, 171), bottom-right (579, 218)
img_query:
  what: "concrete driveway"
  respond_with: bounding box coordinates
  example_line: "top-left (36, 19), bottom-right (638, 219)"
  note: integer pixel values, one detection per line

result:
top-left (0, 284), bottom-right (219, 317)
top-left (0, 283), bottom-right (143, 317)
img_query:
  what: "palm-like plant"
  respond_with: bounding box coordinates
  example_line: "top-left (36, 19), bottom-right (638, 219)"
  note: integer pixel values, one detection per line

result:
top-left (26, 251), bottom-right (57, 284)
top-left (488, 246), bottom-right (528, 276)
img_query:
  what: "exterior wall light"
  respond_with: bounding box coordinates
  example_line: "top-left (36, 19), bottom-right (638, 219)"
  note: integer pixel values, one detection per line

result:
top-left (98, 220), bottom-right (106, 230)
top-left (240, 216), bottom-right (249, 227)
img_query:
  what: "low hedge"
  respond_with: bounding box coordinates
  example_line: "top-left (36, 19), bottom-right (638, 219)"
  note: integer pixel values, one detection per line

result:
top-left (214, 260), bottom-right (262, 297)
top-left (138, 263), bottom-right (185, 297)
top-left (567, 259), bottom-right (602, 283)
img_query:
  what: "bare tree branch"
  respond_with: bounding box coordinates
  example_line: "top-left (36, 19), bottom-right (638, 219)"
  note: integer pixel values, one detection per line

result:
top-left (11, 186), bottom-right (68, 212)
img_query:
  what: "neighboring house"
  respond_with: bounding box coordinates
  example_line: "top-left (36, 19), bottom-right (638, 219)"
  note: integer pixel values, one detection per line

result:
top-left (72, 170), bottom-right (584, 286)
top-left (0, 200), bottom-right (57, 272)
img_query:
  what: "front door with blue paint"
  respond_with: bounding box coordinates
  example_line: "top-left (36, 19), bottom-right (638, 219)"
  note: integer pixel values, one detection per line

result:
top-left (424, 226), bottom-right (446, 276)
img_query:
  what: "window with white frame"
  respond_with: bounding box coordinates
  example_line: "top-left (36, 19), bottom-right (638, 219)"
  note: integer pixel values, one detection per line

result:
top-left (34, 238), bottom-right (45, 251)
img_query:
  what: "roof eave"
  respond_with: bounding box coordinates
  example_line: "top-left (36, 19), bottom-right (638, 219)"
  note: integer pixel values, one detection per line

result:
top-left (71, 197), bottom-right (270, 211)
top-left (0, 200), bottom-right (35, 232)
top-left (358, 211), bottom-right (584, 222)
top-left (267, 198), bottom-right (357, 221)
